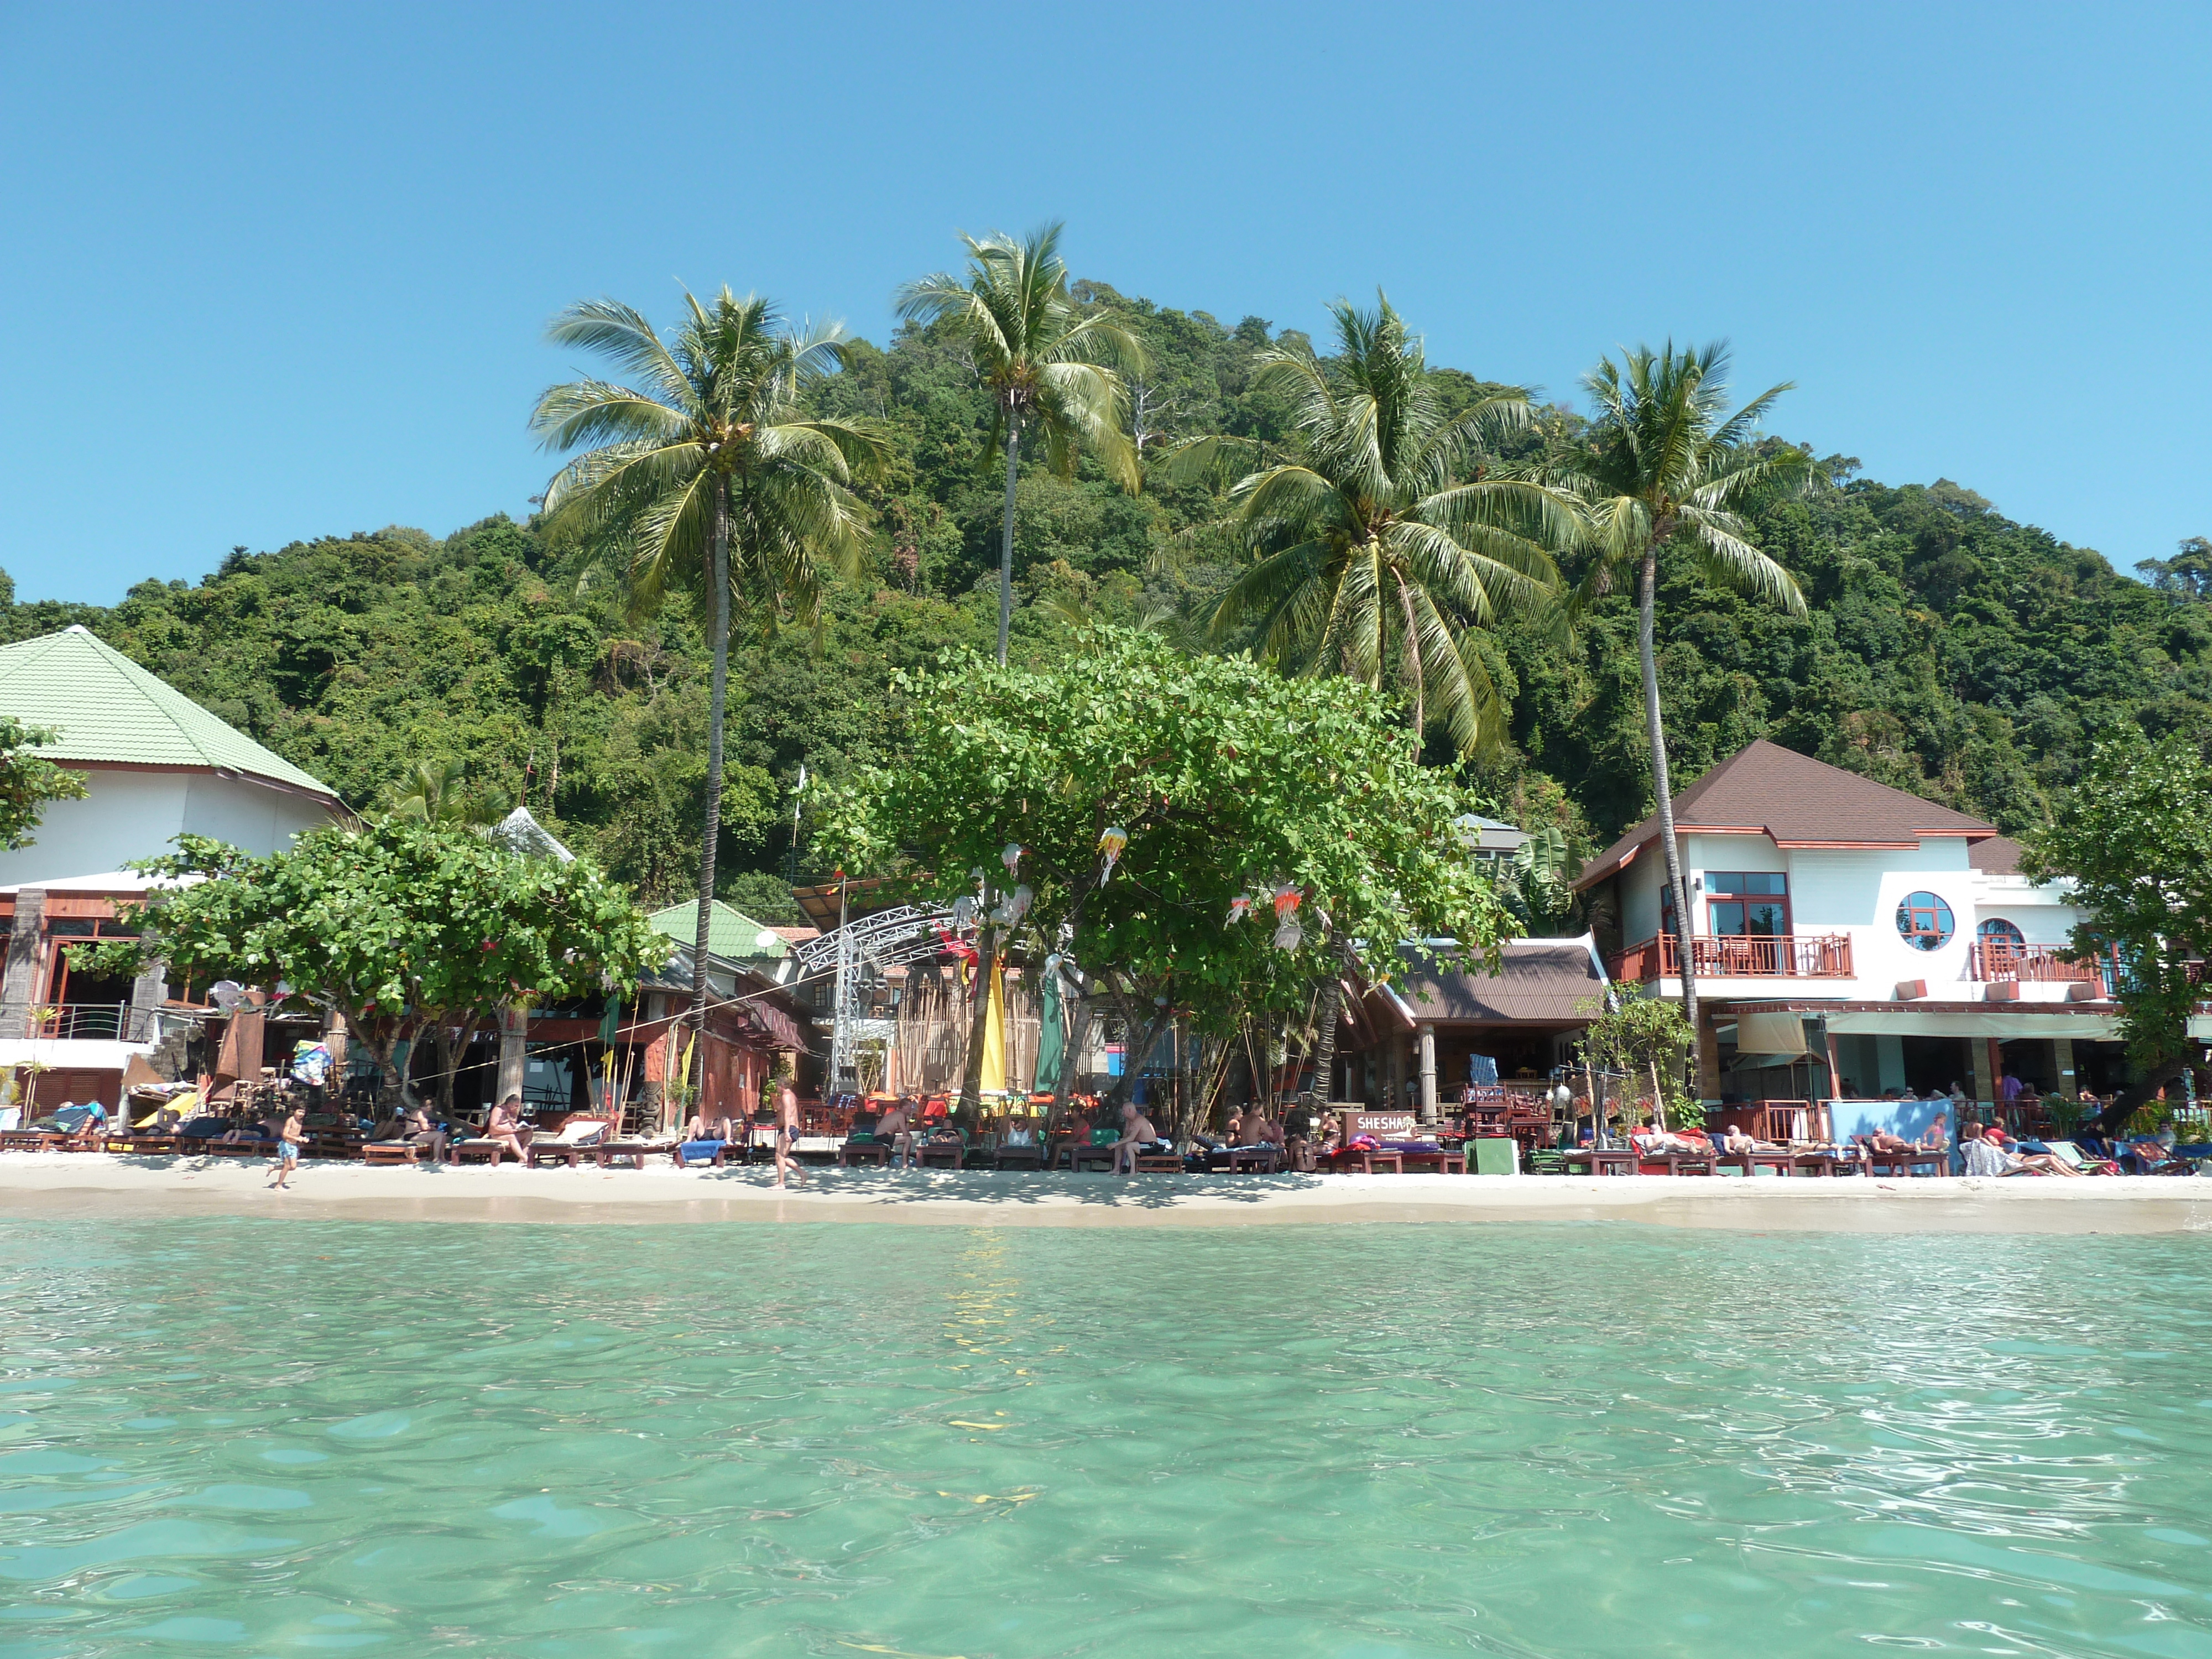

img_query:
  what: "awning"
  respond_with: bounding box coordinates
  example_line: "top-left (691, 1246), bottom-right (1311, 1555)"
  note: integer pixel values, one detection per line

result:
top-left (1734, 1011), bottom-right (1811, 1057)
top-left (1820, 1008), bottom-right (2120, 1040)
top-left (741, 1001), bottom-right (808, 1052)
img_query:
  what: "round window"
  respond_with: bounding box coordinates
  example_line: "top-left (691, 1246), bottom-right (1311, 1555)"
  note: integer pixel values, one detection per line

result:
top-left (1896, 891), bottom-right (1955, 951)
top-left (1977, 917), bottom-right (2025, 950)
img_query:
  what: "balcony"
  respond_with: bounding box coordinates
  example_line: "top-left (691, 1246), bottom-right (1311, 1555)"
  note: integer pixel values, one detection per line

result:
top-left (1610, 933), bottom-right (1854, 982)
top-left (1970, 941), bottom-right (2116, 995)
top-left (34, 1003), bottom-right (136, 1040)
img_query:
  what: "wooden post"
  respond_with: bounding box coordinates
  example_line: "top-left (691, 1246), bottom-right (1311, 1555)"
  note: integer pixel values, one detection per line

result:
top-left (1417, 1024), bottom-right (1437, 1123)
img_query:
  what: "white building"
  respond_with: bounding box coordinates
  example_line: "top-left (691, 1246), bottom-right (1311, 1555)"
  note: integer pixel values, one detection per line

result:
top-left (1578, 740), bottom-right (2119, 1135)
top-left (0, 625), bottom-right (345, 1108)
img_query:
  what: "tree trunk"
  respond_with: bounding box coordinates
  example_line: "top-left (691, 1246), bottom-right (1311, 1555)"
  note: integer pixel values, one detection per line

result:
top-left (1102, 995), bottom-right (1172, 1117)
top-left (1639, 545), bottom-right (1700, 1097)
top-left (997, 420), bottom-right (1020, 666)
top-left (957, 922), bottom-right (998, 1118)
top-left (1310, 973), bottom-right (1343, 1108)
top-left (690, 479), bottom-right (731, 1100)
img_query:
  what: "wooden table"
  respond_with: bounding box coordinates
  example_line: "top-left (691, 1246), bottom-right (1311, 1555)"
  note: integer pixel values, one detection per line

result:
top-left (1397, 1148), bottom-right (1467, 1174)
top-left (838, 1140), bottom-right (892, 1167)
top-left (1560, 1147), bottom-right (1638, 1177)
top-left (587, 1141), bottom-right (661, 1168)
top-left (1226, 1146), bottom-right (1281, 1172)
top-left (1329, 1149), bottom-right (1405, 1175)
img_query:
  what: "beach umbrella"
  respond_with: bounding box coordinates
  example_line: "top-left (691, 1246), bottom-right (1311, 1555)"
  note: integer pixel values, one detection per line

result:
top-left (1036, 958), bottom-right (1067, 1095)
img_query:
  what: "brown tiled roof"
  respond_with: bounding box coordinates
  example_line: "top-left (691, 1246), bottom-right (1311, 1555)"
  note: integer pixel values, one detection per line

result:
top-left (1577, 740), bottom-right (1995, 889)
top-left (1391, 940), bottom-right (1607, 1025)
top-left (1968, 834), bottom-right (2023, 874)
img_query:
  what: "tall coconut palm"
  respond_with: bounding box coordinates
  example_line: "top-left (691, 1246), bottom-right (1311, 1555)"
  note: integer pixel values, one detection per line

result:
top-left (532, 290), bottom-right (884, 1078)
top-left (1183, 295), bottom-right (1571, 756)
top-left (1551, 342), bottom-right (1818, 1087)
top-left (1176, 294), bottom-right (1572, 1110)
top-left (895, 223), bottom-right (1146, 666)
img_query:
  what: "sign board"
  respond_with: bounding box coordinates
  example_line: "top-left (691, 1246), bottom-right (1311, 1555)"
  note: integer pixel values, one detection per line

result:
top-left (1338, 1109), bottom-right (1417, 1140)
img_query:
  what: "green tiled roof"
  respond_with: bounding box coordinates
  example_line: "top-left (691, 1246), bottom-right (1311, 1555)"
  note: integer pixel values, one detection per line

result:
top-left (0, 625), bottom-right (337, 799)
top-left (648, 898), bottom-right (788, 959)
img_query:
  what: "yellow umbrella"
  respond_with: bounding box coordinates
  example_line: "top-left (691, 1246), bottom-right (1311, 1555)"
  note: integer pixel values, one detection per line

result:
top-left (977, 959), bottom-right (1008, 1098)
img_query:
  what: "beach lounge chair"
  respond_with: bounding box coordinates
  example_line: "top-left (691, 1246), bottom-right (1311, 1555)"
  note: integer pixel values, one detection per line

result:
top-left (586, 1138), bottom-right (671, 1168)
top-left (990, 1129), bottom-right (1044, 1171)
top-left (1396, 1144), bottom-right (1468, 1174)
top-left (672, 1136), bottom-right (731, 1168)
top-left (451, 1136), bottom-right (527, 1167)
top-left (363, 1136), bottom-right (441, 1166)
top-left (917, 1129), bottom-right (968, 1170)
top-left (1715, 1147), bottom-right (1799, 1177)
top-left (529, 1119), bottom-right (611, 1167)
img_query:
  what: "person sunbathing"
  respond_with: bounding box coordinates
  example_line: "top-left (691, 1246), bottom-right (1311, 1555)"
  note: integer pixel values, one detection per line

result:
top-left (1963, 1125), bottom-right (2078, 1177)
top-left (481, 1095), bottom-right (531, 1167)
top-left (1718, 1124), bottom-right (1759, 1156)
top-left (1110, 1102), bottom-right (1164, 1174)
top-left (682, 1110), bottom-right (733, 1143)
top-left (874, 1099), bottom-right (914, 1168)
top-left (400, 1105), bottom-right (450, 1161)
top-left (1865, 1127), bottom-right (1914, 1155)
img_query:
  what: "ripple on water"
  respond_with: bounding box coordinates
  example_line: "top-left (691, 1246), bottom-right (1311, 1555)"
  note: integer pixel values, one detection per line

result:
top-left (0, 1220), bottom-right (2209, 1657)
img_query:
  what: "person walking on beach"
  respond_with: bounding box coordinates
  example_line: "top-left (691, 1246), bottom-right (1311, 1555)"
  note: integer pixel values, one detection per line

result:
top-left (774, 1078), bottom-right (806, 1188)
top-left (269, 1102), bottom-right (303, 1190)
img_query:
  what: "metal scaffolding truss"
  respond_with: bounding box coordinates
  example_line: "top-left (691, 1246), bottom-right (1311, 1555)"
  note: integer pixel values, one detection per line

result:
top-left (790, 903), bottom-right (957, 1089)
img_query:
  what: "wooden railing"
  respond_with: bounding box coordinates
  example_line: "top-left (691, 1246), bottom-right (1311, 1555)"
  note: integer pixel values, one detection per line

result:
top-left (1609, 933), bottom-right (1854, 981)
top-left (1970, 941), bottom-right (2115, 991)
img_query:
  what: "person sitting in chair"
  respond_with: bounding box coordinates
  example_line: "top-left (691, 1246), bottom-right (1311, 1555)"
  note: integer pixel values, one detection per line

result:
top-left (481, 1095), bottom-right (531, 1167)
top-left (874, 1097), bottom-right (915, 1168)
top-left (1110, 1102), bottom-right (1165, 1175)
top-left (682, 1109), bottom-right (733, 1144)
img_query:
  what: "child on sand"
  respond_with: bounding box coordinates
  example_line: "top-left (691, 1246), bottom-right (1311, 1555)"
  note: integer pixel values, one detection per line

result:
top-left (270, 1103), bottom-right (304, 1190)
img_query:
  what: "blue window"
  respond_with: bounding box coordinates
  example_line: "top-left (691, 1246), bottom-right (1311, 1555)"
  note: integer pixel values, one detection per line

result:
top-left (1896, 891), bottom-right (1955, 951)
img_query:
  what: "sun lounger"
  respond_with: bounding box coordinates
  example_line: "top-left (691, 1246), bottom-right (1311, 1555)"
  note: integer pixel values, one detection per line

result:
top-left (1397, 1146), bottom-right (1467, 1174)
top-left (917, 1133), bottom-right (967, 1170)
top-left (451, 1138), bottom-right (526, 1167)
top-left (1225, 1145), bottom-right (1281, 1172)
top-left (838, 1137), bottom-right (893, 1167)
top-left (1861, 1145), bottom-right (1949, 1177)
top-left (672, 1139), bottom-right (729, 1168)
top-left (363, 1138), bottom-right (441, 1166)
top-left (586, 1140), bottom-right (666, 1168)
top-left (1715, 1148), bottom-right (1799, 1177)
top-left (990, 1136), bottom-right (1044, 1171)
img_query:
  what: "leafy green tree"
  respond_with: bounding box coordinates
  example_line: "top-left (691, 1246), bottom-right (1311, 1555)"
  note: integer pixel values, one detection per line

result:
top-left (375, 757), bottom-right (509, 828)
top-left (1551, 343), bottom-right (1818, 1066)
top-left (531, 289), bottom-right (884, 1056)
top-left (817, 628), bottom-right (1510, 1110)
top-left (97, 821), bottom-right (669, 1110)
top-left (1180, 295), bottom-right (1567, 754)
top-left (896, 225), bottom-right (1147, 664)
top-left (0, 716), bottom-right (85, 848)
top-left (2023, 732), bottom-right (2212, 1106)
top-left (2137, 536), bottom-right (2212, 603)
top-left (1574, 987), bottom-right (1696, 1129)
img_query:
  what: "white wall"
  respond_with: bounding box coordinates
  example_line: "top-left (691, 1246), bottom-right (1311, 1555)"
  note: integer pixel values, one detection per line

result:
top-left (0, 766), bottom-right (334, 886)
top-left (0, 770), bottom-right (191, 885)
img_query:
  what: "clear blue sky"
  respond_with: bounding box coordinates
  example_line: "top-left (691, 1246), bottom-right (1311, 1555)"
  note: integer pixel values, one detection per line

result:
top-left (4, 2), bottom-right (2206, 604)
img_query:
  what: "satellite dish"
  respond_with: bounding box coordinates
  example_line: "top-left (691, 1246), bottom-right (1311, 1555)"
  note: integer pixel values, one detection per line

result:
top-left (754, 930), bottom-right (780, 952)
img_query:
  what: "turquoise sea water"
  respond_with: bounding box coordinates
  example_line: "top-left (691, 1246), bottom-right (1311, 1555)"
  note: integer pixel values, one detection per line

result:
top-left (1, 1222), bottom-right (2208, 1658)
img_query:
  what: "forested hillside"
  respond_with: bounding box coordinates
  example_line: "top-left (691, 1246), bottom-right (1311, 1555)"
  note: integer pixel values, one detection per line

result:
top-left (6, 284), bottom-right (2206, 910)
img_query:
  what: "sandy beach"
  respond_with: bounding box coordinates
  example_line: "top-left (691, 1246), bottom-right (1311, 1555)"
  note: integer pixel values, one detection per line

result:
top-left (1, 1152), bottom-right (2208, 1233)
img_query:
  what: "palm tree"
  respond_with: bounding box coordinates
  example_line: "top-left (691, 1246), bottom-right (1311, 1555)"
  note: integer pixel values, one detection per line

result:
top-left (1181, 295), bottom-right (1570, 755)
top-left (376, 758), bottom-right (508, 828)
top-left (896, 224), bottom-right (1146, 665)
top-left (1176, 294), bottom-right (1571, 1110)
top-left (1551, 342), bottom-right (1819, 1083)
top-left (532, 290), bottom-right (884, 1077)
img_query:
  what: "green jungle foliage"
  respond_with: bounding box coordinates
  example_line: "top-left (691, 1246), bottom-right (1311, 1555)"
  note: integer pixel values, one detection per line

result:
top-left (4, 285), bottom-right (2205, 907)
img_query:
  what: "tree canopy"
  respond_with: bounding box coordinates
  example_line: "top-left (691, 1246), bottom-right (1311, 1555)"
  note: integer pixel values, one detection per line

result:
top-left (2023, 733), bottom-right (2212, 1092)
top-left (816, 628), bottom-right (1511, 1031)
top-left (2, 281), bottom-right (2201, 919)
top-left (96, 821), bottom-right (670, 1103)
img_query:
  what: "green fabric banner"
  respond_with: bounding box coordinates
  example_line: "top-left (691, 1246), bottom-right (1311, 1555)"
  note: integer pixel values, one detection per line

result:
top-left (1035, 963), bottom-right (1066, 1094)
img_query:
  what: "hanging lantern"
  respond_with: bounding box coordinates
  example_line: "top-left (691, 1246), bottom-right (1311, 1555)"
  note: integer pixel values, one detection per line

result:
top-left (1001, 842), bottom-right (1024, 875)
top-left (1005, 883), bottom-right (1034, 924)
top-left (1272, 916), bottom-right (1305, 952)
top-left (1272, 881), bottom-right (1303, 919)
top-left (951, 895), bottom-right (977, 930)
top-left (1226, 893), bottom-right (1253, 926)
top-left (1098, 825), bottom-right (1129, 880)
